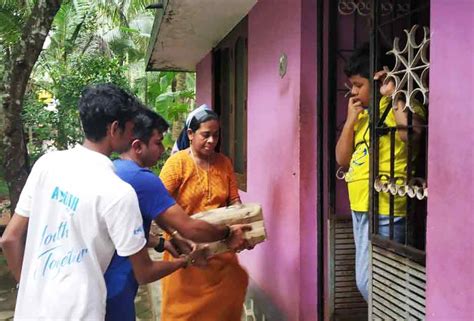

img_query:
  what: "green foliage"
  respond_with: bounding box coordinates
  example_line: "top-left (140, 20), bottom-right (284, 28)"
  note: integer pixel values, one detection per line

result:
top-left (0, 172), bottom-right (8, 198)
top-left (134, 71), bottom-right (195, 123)
top-left (54, 56), bottom-right (130, 150)
top-left (3, 0), bottom-right (196, 169)
top-left (23, 55), bottom-right (130, 160)
top-left (22, 91), bottom-right (58, 163)
top-left (0, 0), bottom-right (33, 46)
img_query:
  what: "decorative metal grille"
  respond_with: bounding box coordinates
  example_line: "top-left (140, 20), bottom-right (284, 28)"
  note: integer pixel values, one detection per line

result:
top-left (370, 0), bottom-right (430, 255)
top-left (338, 0), bottom-right (410, 16)
top-left (384, 25), bottom-right (430, 113)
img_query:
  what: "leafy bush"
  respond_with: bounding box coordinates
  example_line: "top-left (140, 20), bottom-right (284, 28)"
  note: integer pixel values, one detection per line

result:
top-left (22, 55), bottom-right (130, 161)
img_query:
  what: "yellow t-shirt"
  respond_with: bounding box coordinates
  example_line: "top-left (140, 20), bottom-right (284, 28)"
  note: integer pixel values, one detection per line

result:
top-left (345, 96), bottom-right (426, 216)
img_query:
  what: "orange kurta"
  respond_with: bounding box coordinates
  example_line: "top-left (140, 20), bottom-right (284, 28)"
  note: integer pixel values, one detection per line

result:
top-left (159, 150), bottom-right (248, 321)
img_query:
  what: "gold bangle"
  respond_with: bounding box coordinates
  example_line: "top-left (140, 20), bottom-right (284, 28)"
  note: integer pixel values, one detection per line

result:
top-left (171, 230), bottom-right (178, 237)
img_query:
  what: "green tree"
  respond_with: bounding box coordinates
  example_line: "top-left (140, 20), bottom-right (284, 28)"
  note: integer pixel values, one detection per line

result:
top-left (0, 0), bottom-right (196, 210)
top-left (23, 55), bottom-right (129, 158)
top-left (0, 0), bottom-right (62, 211)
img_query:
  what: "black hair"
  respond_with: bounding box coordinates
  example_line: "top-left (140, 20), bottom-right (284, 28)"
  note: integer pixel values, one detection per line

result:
top-left (78, 83), bottom-right (142, 141)
top-left (176, 109), bottom-right (219, 150)
top-left (344, 42), bottom-right (394, 79)
top-left (188, 109), bottom-right (219, 132)
top-left (132, 108), bottom-right (169, 144)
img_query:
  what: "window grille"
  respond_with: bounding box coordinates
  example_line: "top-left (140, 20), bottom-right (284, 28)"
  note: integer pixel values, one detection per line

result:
top-left (369, 0), bottom-right (430, 263)
top-left (368, 1), bottom-right (430, 319)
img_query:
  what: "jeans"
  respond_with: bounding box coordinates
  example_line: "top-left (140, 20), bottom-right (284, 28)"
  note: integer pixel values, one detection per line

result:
top-left (351, 211), bottom-right (405, 301)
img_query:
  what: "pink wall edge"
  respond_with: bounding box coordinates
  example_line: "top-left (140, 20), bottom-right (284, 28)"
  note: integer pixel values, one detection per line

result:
top-left (195, 0), bottom-right (474, 320)
top-left (426, 1), bottom-right (474, 320)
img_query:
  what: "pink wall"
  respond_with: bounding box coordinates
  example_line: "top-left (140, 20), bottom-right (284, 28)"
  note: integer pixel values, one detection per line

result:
top-left (195, 53), bottom-right (213, 107)
top-left (196, 1), bottom-right (474, 319)
top-left (426, 1), bottom-right (474, 320)
top-left (299, 0), bottom-right (318, 319)
top-left (241, 0), bottom-right (303, 319)
top-left (195, 0), bottom-right (319, 320)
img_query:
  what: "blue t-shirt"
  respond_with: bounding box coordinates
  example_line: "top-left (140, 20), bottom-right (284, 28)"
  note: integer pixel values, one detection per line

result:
top-left (105, 159), bottom-right (175, 321)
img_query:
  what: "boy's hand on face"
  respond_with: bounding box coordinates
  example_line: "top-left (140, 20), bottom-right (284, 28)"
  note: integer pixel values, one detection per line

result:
top-left (347, 97), bottom-right (365, 125)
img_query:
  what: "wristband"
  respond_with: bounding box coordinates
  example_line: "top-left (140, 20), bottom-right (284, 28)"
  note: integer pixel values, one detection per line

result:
top-left (154, 237), bottom-right (166, 253)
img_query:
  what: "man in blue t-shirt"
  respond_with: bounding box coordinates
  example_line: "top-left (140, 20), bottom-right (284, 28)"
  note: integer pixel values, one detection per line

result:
top-left (104, 108), bottom-right (251, 321)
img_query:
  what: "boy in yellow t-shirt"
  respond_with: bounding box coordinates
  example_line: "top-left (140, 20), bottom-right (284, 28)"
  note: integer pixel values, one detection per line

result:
top-left (335, 43), bottom-right (425, 301)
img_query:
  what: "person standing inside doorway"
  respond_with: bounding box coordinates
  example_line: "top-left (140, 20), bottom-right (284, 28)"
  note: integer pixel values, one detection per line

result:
top-left (335, 44), bottom-right (426, 301)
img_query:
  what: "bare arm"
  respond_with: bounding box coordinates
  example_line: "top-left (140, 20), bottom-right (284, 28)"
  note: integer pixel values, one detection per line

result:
top-left (155, 204), bottom-right (251, 251)
top-left (155, 204), bottom-right (229, 243)
top-left (335, 97), bottom-right (363, 167)
top-left (128, 246), bottom-right (209, 285)
top-left (128, 247), bottom-right (186, 284)
top-left (0, 214), bottom-right (29, 282)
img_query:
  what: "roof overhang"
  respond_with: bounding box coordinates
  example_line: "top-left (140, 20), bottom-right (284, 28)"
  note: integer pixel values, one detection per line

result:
top-left (146, 0), bottom-right (257, 72)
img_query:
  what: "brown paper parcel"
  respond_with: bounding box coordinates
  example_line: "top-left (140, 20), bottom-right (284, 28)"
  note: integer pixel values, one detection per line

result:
top-left (190, 203), bottom-right (266, 255)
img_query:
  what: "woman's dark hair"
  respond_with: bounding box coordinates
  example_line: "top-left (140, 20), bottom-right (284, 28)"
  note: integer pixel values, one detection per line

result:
top-left (78, 83), bottom-right (142, 141)
top-left (344, 42), bottom-right (394, 79)
top-left (188, 109), bottom-right (219, 132)
top-left (176, 109), bottom-right (219, 150)
top-left (132, 108), bottom-right (169, 144)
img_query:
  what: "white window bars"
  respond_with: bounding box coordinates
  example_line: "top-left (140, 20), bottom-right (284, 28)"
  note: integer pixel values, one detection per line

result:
top-left (384, 25), bottom-right (430, 113)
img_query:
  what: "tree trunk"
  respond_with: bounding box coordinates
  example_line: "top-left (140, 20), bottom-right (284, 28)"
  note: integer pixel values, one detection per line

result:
top-left (0, 0), bottom-right (62, 213)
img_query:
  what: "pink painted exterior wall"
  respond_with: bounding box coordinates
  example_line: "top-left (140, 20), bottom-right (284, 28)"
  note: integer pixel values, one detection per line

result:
top-left (298, 0), bottom-right (318, 319)
top-left (195, 0), bottom-right (319, 319)
top-left (426, 1), bottom-right (474, 320)
top-left (195, 0), bottom-right (474, 319)
top-left (242, 1), bottom-right (302, 319)
top-left (195, 52), bottom-right (213, 107)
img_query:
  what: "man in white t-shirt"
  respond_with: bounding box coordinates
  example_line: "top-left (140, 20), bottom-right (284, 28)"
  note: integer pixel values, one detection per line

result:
top-left (0, 84), bottom-right (205, 320)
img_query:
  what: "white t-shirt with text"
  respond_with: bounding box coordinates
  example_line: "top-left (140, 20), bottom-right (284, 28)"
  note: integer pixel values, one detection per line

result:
top-left (14, 145), bottom-right (146, 320)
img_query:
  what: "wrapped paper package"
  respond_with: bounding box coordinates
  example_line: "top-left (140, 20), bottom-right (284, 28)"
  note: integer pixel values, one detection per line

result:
top-left (190, 203), bottom-right (266, 255)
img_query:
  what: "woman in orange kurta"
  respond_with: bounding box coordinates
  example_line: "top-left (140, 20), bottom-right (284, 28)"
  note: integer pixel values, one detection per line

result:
top-left (159, 106), bottom-right (248, 321)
